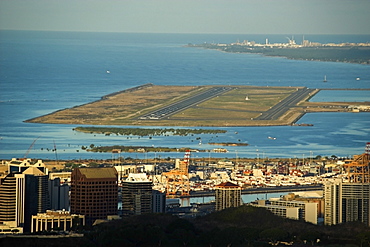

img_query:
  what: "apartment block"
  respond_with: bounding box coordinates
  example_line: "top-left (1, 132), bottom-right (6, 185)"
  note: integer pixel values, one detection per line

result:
top-left (254, 199), bottom-right (318, 224)
top-left (215, 181), bottom-right (242, 211)
top-left (324, 179), bottom-right (370, 226)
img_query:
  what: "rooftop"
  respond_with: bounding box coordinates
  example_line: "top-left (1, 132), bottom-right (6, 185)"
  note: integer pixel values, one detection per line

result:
top-left (78, 167), bottom-right (117, 179)
top-left (215, 181), bottom-right (240, 188)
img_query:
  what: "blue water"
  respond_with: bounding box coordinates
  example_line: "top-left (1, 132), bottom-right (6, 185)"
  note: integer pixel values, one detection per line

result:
top-left (310, 90), bottom-right (370, 102)
top-left (0, 31), bottom-right (369, 160)
top-left (181, 191), bottom-right (301, 207)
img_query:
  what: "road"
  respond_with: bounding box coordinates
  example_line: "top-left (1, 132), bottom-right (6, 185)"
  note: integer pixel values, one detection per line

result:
top-left (138, 86), bottom-right (235, 120)
top-left (255, 87), bottom-right (316, 120)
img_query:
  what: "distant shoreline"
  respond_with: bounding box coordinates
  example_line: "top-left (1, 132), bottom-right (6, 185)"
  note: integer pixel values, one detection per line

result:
top-left (186, 44), bottom-right (370, 65)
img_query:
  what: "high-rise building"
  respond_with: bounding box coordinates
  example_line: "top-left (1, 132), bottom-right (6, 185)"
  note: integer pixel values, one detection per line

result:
top-left (0, 160), bottom-right (50, 233)
top-left (121, 173), bottom-right (153, 216)
top-left (215, 181), bottom-right (242, 211)
top-left (70, 167), bottom-right (118, 225)
top-left (152, 190), bottom-right (166, 213)
top-left (48, 177), bottom-right (70, 211)
top-left (0, 174), bottom-right (17, 223)
top-left (324, 179), bottom-right (370, 226)
top-left (7, 158), bottom-right (48, 174)
top-left (324, 143), bottom-right (370, 226)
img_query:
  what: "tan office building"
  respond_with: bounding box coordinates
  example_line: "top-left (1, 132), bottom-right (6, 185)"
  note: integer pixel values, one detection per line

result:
top-left (70, 167), bottom-right (118, 225)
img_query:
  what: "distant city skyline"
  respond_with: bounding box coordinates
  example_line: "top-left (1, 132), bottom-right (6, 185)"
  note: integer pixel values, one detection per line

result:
top-left (0, 0), bottom-right (369, 35)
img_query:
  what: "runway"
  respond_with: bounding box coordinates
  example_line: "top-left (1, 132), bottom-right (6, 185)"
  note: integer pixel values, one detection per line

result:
top-left (255, 87), bottom-right (317, 120)
top-left (138, 86), bottom-right (235, 120)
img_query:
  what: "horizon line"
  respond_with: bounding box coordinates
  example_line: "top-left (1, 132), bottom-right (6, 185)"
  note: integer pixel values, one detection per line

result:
top-left (1, 29), bottom-right (370, 36)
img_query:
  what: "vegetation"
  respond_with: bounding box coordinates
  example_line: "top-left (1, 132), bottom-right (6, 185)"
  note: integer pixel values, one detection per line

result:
top-left (4, 205), bottom-right (369, 247)
top-left (86, 145), bottom-right (206, 153)
top-left (85, 206), bottom-right (370, 246)
top-left (209, 142), bottom-right (249, 146)
top-left (74, 126), bottom-right (227, 136)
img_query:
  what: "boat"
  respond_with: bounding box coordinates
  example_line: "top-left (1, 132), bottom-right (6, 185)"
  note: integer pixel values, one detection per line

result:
top-left (268, 136), bottom-right (276, 140)
top-left (356, 77), bottom-right (360, 81)
top-left (323, 75), bottom-right (327, 82)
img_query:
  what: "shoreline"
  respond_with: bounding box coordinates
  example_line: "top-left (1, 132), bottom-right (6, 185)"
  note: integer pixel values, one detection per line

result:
top-left (186, 43), bottom-right (370, 65)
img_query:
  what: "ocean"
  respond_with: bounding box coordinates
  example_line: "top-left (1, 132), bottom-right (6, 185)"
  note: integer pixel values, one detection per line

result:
top-left (0, 31), bottom-right (369, 160)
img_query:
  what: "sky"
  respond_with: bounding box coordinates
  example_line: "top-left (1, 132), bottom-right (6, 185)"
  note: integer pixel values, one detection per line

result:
top-left (0, 0), bottom-right (369, 34)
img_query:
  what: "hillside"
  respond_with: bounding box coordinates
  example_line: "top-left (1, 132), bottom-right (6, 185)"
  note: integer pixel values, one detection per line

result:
top-left (2, 205), bottom-right (369, 247)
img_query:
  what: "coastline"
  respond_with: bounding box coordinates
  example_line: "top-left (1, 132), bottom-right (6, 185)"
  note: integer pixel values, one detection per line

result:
top-left (187, 44), bottom-right (370, 65)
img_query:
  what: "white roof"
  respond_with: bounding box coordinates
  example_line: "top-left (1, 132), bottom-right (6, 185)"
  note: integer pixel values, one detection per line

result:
top-left (126, 173), bottom-right (150, 182)
top-left (294, 191), bottom-right (323, 198)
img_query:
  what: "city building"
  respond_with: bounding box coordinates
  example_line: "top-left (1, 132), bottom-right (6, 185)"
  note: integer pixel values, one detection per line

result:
top-left (0, 173), bottom-right (18, 234)
top-left (48, 177), bottom-right (70, 211)
top-left (49, 171), bottom-right (71, 183)
top-left (0, 160), bottom-right (50, 233)
top-left (215, 181), bottom-right (242, 211)
top-left (283, 192), bottom-right (324, 219)
top-left (324, 179), bottom-right (370, 226)
top-left (255, 201), bottom-right (300, 221)
top-left (152, 190), bottom-right (166, 213)
top-left (114, 164), bottom-right (141, 182)
top-left (121, 173), bottom-right (153, 216)
top-left (324, 143), bottom-right (370, 226)
top-left (163, 151), bottom-right (191, 197)
top-left (7, 158), bottom-right (48, 174)
top-left (70, 167), bottom-right (118, 225)
top-left (255, 199), bottom-right (318, 224)
top-left (31, 210), bottom-right (85, 233)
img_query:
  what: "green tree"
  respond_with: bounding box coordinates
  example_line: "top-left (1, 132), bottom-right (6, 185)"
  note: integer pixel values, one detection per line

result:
top-left (88, 162), bottom-right (99, 168)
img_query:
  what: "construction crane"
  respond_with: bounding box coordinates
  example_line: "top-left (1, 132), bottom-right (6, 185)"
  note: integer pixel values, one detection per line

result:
top-left (24, 136), bottom-right (40, 158)
top-left (343, 142), bottom-right (370, 183)
top-left (162, 150), bottom-right (191, 197)
top-left (286, 36), bottom-right (296, 45)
